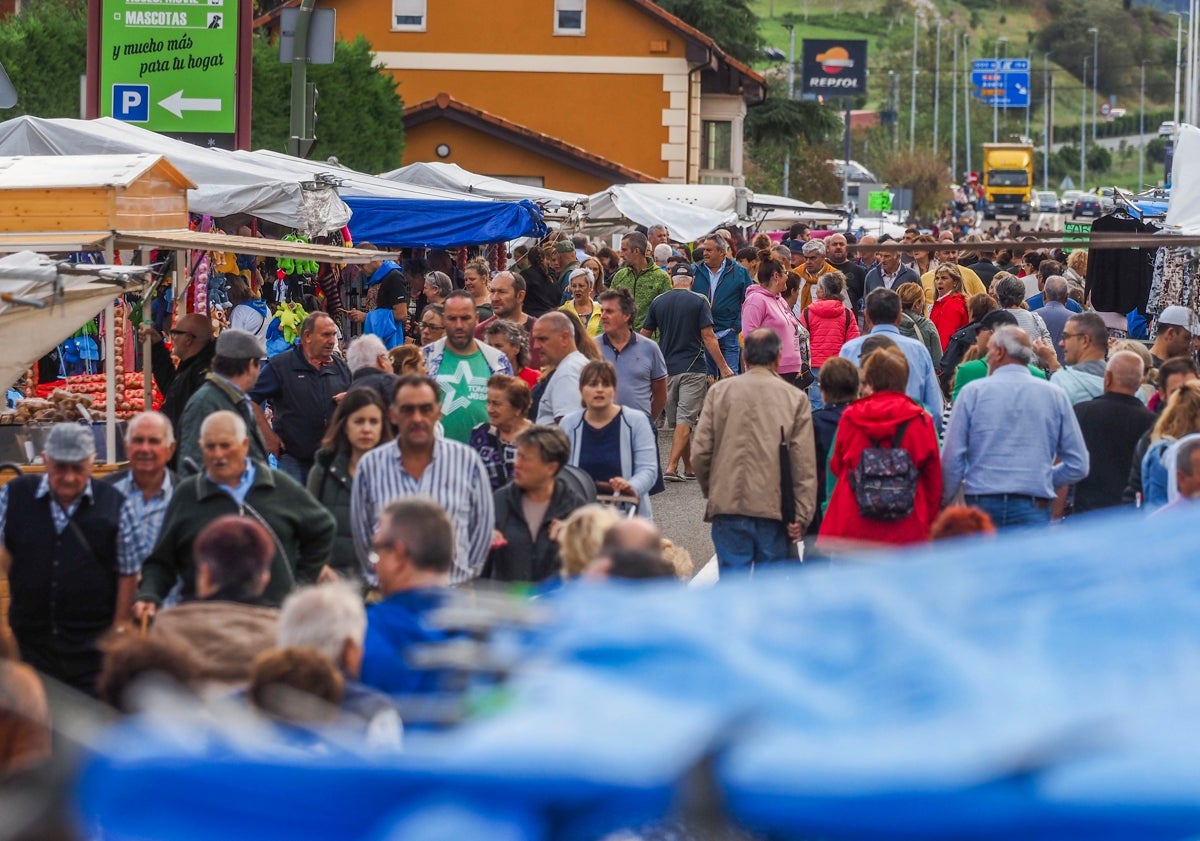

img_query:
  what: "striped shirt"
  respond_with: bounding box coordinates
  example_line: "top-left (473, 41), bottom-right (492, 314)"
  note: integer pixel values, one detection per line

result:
top-left (114, 472), bottom-right (175, 577)
top-left (350, 438), bottom-right (494, 585)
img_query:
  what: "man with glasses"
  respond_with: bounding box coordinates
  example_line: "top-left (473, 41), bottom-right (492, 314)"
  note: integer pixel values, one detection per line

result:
top-left (177, 328), bottom-right (269, 470)
top-left (1032, 312), bottom-right (1109, 405)
top-left (141, 312), bottom-right (215, 437)
top-left (351, 375), bottom-right (493, 585)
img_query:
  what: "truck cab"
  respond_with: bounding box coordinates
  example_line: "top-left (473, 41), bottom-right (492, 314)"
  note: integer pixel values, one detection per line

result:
top-left (980, 143), bottom-right (1034, 221)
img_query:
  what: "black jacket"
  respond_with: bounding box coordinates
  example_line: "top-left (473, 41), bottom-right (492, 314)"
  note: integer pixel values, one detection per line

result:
top-left (485, 477), bottom-right (588, 582)
top-left (306, 449), bottom-right (360, 581)
top-left (1074, 392), bottom-right (1156, 513)
top-left (940, 321), bottom-right (981, 396)
top-left (152, 339), bottom-right (216, 435)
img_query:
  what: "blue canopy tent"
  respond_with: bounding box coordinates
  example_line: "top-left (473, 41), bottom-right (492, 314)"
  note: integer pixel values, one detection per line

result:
top-left (74, 504), bottom-right (1200, 840)
top-left (343, 196), bottom-right (546, 249)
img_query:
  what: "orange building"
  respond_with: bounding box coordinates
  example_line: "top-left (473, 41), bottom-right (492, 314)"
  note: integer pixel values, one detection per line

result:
top-left (258, 0), bottom-right (766, 193)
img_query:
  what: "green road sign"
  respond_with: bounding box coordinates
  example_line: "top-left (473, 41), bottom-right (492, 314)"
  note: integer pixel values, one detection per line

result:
top-left (867, 191), bottom-right (892, 212)
top-left (99, 0), bottom-right (237, 135)
top-left (1063, 221), bottom-right (1091, 253)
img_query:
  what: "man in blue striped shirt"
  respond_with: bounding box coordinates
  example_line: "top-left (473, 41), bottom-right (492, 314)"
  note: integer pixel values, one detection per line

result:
top-left (112, 412), bottom-right (176, 582)
top-left (942, 325), bottom-right (1089, 528)
top-left (351, 375), bottom-right (494, 585)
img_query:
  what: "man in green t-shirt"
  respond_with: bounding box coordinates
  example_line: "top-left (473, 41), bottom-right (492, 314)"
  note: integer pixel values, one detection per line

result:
top-left (421, 291), bottom-right (514, 443)
top-left (610, 230), bottom-right (672, 330)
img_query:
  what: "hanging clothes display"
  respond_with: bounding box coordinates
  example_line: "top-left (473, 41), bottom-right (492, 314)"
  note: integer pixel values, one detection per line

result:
top-left (1144, 247), bottom-right (1199, 339)
top-left (1083, 213), bottom-right (1160, 315)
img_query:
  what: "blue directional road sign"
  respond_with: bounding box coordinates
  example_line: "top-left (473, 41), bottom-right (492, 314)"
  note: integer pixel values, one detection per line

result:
top-left (971, 58), bottom-right (1030, 107)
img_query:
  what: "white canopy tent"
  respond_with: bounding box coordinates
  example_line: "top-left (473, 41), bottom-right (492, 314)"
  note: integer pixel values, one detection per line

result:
top-left (378, 161), bottom-right (586, 208)
top-left (746, 193), bottom-right (848, 231)
top-left (1166, 123), bottom-right (1200, 232)
top-left (584, 184), bottom-right (738, 242)
top-left (0, 116), bottom-right (352, 234)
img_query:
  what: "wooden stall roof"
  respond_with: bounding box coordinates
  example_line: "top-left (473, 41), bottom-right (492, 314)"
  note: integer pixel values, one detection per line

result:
top-left (0, 232), bottom-right (111, 253)
top-left (0, 153), bottom-right (195, 191)
top-left (115, 229), bottom-right (397, 263)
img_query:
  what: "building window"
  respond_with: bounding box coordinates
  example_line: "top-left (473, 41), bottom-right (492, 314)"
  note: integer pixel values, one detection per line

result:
top-left (392, 0), bottom-right (426, 31)
top-left (701, 120), bottom-right (732, 172)
top-left (554, 0), bottom-right (585, 35)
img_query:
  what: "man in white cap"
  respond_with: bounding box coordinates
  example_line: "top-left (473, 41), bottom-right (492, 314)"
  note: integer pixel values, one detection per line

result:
top-left (1150, 305), bottom-right (1200, 368)
top-left (0, 423), bottom-right (135, 695)
top-left (177, 328), bottom-right (268, 471)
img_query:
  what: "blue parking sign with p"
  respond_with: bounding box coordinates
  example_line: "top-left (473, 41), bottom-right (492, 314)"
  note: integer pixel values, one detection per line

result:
top-left (112, 84), bottom-right (149, 122)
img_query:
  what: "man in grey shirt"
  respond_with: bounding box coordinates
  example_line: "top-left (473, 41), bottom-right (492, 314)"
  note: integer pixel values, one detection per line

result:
top-left (597, 287), bottom-right (667, 420)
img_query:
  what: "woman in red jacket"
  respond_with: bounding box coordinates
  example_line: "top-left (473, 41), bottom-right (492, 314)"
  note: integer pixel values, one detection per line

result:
top-left (929, 263), bottom-right (969, 351)
top-left (818, 346), bottom-right (942, 548)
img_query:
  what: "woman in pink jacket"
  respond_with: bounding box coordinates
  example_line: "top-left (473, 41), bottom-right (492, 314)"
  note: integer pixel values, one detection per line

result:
top-left (799, 272), bottom-right (860, 409)
top-left (741, 256), bottom-right (811, 388)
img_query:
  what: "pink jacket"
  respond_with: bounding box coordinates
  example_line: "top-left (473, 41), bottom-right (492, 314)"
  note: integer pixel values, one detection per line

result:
top-left (800, 298), bottom-right (860, 367)
top-left (741, 284), bottom-right (805, 375)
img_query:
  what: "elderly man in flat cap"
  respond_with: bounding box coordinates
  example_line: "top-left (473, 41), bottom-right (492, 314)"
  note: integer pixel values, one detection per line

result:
top-left (0, 424), bottom-right (136, 695)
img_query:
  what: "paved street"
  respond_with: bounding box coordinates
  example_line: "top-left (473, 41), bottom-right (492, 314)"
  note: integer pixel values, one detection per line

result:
top-left (650, 428), bottom-right (713, 577)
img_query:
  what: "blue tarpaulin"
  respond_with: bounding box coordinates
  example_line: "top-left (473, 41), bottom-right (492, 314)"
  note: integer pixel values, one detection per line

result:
top-left (75, 505), bottom-right (1200, 840)
top-left (344, 196), bottom-right (546, 248)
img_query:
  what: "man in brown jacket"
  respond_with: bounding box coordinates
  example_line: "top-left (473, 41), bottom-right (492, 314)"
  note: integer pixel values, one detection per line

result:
top-left (693, 329), bottom-right (817, 572)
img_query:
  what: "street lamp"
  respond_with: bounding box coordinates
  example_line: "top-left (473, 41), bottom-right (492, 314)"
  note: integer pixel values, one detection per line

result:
top-left (1087, 27), bottom-right (1099, 143)
top-left (993, 36), bottom-right (1008, 143)
top-left (1140, 60), bottom-right (1148, 191)
top-left (782, 24), bottom-right (795, 197)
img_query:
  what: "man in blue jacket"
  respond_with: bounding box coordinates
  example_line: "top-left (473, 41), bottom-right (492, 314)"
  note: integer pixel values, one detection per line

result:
top-left (691, 233), bottom-right (753, 376)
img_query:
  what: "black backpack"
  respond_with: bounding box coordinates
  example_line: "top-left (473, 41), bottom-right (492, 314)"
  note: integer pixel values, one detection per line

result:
top-left (851, 419), bottom-right (918, 521)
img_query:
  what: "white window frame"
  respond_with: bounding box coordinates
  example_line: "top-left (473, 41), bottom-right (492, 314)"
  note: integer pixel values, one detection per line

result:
top-left (392, 0), bottom-right (426, 32)
top-left (554, 0), bottom-right (585, 36)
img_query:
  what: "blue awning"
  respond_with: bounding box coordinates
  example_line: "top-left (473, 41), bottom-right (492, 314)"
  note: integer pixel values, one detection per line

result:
top-left (344, 196), bottom-right (546, 248)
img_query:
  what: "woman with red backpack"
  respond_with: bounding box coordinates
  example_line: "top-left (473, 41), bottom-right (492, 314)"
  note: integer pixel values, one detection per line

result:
top-left (818, 345), bottom-right (942, 549)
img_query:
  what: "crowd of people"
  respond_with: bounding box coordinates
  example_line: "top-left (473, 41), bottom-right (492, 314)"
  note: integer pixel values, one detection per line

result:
top-left (2, 220), bottom-right (1198, 771)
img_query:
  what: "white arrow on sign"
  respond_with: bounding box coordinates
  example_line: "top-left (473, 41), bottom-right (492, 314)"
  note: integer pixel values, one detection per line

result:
top-left (158, 90), bottom-right (222, 118)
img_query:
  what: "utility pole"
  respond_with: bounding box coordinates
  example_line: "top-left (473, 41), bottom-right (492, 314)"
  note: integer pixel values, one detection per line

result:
top-left (888, 70), bottom-right (899, 150)
top-left (1024, 54), bottom-right (1031, 142)
top-left (1043, 53), bottom-right (1051, 192)
top-left (933, 21), bottom-right (942, 157)
top-left (1174, 12), bottom-right (1183, 127)
top-left (951, 30), bottom-right (958, 181)
top-left (287, 0), bottom-right (317, 158)
top-left (910, 14), bottom-right (919, 153)
top-left (782, 24), bottom-right (795, 197)
top-left (964, 33), bottom-right (972, 179)
top-left (993, 37), bottom-right (1008, 143)
top-left (1140, 60), bottom-right (1147, 191)
top-left (1088, 28), bottom-right (1099, 143)
top-left (1081, 55), bottom-right (1088, 191)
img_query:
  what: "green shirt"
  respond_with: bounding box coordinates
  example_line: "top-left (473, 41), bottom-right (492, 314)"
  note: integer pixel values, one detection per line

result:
top-left (611, 264), bottom-right (672, 330)
top-left (436, 347), bottom-right (493, 443)
top-left (952, 359), bottom-right (1047, 402)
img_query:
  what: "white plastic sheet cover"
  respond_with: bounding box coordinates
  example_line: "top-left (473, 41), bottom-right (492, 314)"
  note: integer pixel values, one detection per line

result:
top-left (0, 115), bottom-right (351, 234)
top-left (586, 184), bottom-right (738, 242)
top-left (1166, 123), bottom-right (1200, 232)
top-left (379, 161), bottom-right (586, 208)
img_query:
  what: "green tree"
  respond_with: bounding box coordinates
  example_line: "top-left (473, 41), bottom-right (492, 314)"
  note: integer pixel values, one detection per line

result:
top-left (1086, 143), bottom-right (1112, 174)
top-left (0, 0), bottom-right (88, 118)
top-left (251, 35), bottom-right (405, 173)
top-left (743, 97), bottom-right (844, 202)
top-left (653, 0), bottom-right (764, 65)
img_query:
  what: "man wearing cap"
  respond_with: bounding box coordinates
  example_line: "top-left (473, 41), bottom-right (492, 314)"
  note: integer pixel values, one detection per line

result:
top-left (596, 287), bottom-right (667, 421)
top-left (642, 262), bottom-right (730, 479)
top-left (1150, 306), bottom-right (1200, 368)
top-left (793, 240), bottom-right (836, 312)
top-left (611, 231), bottom-right (672, 331)
top-left (551, 240), bottom-right (580, 301)
top-left (0, 423), bottom-right (135, 695)
top-left (141, 312), bottom-right (216, 440)
top-left (134, 410), bottom-right (336, 620)
top-left (250, 311), bottom-right (352, 484)
top-left (177, 327), bottom-right (268, 471)
top-left (692, 233), bottom-right (753, 377)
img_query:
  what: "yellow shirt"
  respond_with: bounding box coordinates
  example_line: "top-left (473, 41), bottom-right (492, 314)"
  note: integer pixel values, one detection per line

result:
top-left (559, 300), bottom-right (602, 336)
top-left (921, 264), bottom-right (987, 306)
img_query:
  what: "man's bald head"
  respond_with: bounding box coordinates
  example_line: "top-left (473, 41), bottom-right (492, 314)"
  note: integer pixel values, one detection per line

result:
top-left (170, 313), bottom-right (214, 362)
top-left (601, 517), bottom-right (662, 556)
top-left (1105, 350), bottom-right (1145, 395)
top-left (1043, 276), bottom-right (1069, 303)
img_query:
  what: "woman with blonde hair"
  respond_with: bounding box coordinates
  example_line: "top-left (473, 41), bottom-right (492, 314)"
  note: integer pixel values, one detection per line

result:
top-left (1141, 381), bottom-right (1200, 508)
top-left (387, 344), bottom-right (425, 376)
top-left (559, 268), bottom-right (602, 336)
top-left (463, 257), bottom-right (493, 320)
top-left (557, 504), bottom-right (621, 578)
top-left (929, 262), bottom-right (970, 350)
top-left (896, 282), bottom-right (942, 370)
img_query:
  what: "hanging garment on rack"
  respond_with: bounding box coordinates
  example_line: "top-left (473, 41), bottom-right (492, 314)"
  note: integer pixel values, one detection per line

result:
top-left (1145, 248), bottom-right (1196, 341)
top-left (1084, 214), bottom-right (1160, 315)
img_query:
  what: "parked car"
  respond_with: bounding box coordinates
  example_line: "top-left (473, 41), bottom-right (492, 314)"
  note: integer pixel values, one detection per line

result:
top-left (1035, 191), bottom-right (1059, 213)
top-left (1073, 196), bottom-right (1102, 218)
top-left (1060, 190), bottom-right (1085, 213)
top-left (1159, 121), bottom-right (1177, 138)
